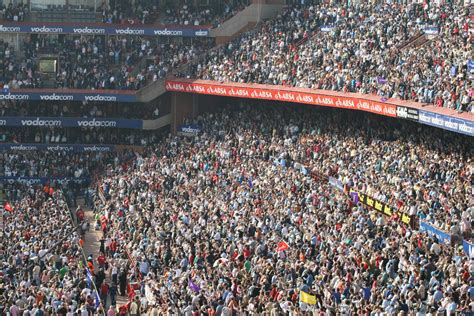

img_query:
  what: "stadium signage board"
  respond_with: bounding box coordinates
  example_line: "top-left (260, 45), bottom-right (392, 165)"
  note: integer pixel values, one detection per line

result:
top-left (0, 23), bottom-right (210, 37)
top-left (419, 221), bottom-right (451, 244)
top-left (356, 192), bottom-right (413, 226)
top-left (468, 61), bottom-right (474, 72)
top-left (177, 124), bottom-right (202, 136)
top-left (0, 176), bottom-right (90, 185)
top-left (320, 25), bottom-right (335, 32)
top-left (0, 116), bottom-right (143, 129)
top-left (0, 91), bottom-right (137, 102)
top-left (396, 106), bottom-right (419, 121)
top-left (165, 81), bottom-right (398, 118)
top-left (419, 221), bottom-right (473, 257)
top-left (418, 111), bottom-right (474, 137)
top-left (463, 240), bottom-right (474, 257)
top-left (0, 143), bottom-right (116, 152)
top-left (166, 80), bottom-right (474, 137)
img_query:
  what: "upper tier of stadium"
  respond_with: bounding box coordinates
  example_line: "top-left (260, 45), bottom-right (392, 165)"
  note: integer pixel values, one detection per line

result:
top-left (0, 0), bottom-right (470, 114)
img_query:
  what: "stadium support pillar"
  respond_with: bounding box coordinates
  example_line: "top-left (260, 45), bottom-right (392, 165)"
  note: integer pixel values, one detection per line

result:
top-left (171, 92), bottom-right (195, 134)
top-left (192, 94), bottom-right (199, 118)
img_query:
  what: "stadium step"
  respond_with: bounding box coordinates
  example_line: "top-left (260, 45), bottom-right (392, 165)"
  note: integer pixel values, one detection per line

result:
top-left (396, 31), bottom-right (431, 51)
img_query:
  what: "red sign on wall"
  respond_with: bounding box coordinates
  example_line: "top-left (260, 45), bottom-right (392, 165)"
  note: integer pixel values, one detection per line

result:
top-left (165, 80), bottom-right (398, 117)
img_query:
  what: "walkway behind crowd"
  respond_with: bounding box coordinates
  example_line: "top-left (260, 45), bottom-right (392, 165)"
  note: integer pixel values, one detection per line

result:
top-left (79, 203), bottom-right (129, 311)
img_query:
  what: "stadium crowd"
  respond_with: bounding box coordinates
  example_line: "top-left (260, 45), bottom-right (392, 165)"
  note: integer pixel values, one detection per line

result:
top-left (0, 127), bottom-right (159, 145)
top-left (87, 103), bottom-right (473, 314)
top-left (101, 0), bottom-right (158, 25)
top-left (2, 35), bottom-right (212, 90)
top-left (1, 2), bottom-right (27, 21)
top-left (0, 40), bottom-right (39, 89)
top-left (0, 100), bottom-right (162, 119)
top-left (182, 1), bottom-right (473, 112)
top-left (163, 0), bottom-right (250, 27)
top-left (0, 189), bottom-right (102, 315)
top-left (0, 0), bottom-right (473, 313)
top-left (0, 151), bottom-right (93, 178)
top-left (0, 149), bottom-right (135, 206)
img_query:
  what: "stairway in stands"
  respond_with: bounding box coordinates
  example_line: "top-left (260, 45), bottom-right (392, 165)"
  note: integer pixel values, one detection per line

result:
top-left (396, 31), bottom-right (431, 51)
top-left (80, 203), bottom-right (129, 310)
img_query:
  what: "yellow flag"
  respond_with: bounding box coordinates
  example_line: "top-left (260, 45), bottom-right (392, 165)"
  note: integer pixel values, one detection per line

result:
top-left (300, 291), bottom-right (317, 305)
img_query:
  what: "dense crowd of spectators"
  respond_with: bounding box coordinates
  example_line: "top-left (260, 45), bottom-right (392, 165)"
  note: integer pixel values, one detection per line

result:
top-left (0, 0), bottom-right (473, 313)
top-left (83, 102), bottom-right (473, 314)
top-left (134, 39), bottom-right (213, 86)
top-left (8, 35), bottom-right (212, 90)
top-left (0, 100), bottom-right (163, 119)
top-left (0, 0), bottom-right (248, 26)
top-left (0, 40), bottom-right (39, 89)
top-left (99, 0), bottom-right (250, 26)
top-left (0, 189), bottom-right (101, 315)
top-left (0, 150), bottom-right (134, 203)
top-left (163, 0), bottom-right (250, 27)
top-left (0, 151), bottom-right (92, 178)
top-left (182, 1), bottom-right (473, 112)
top-left (1, 2), bottom-right (27, 21)
top-left (0, 127), bottom-right (160, 146)
top-left (101, 0), bottom-right (159, 24)
top-left (0, 0), bottom-right (471, 112)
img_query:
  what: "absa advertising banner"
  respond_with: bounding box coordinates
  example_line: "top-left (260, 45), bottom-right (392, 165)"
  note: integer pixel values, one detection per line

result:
top-left (165, 81), bottom-right (398, 118)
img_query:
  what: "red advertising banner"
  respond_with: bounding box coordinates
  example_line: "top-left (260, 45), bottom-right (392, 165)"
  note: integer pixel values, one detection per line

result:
top-left (165, 80), bottom-right (398, 117)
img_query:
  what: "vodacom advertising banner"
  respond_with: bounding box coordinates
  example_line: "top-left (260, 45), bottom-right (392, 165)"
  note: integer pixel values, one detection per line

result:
top-left (165, 80), bottom-right (398, 117)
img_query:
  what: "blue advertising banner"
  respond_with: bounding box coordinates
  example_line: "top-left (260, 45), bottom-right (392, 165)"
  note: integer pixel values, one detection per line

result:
top-left (0, 91), bottom-right (137, 102)
top-left (0, 116), bottom-right (143, 129)
top-left (320, 25), bottom-right (335, 32)
top-left (0, 23), bottom-right (210, 37)
top-left (418, 111), bottom-right (474, 137)
top-left (419, 221), bottom-right (451, 245)
top-left (0, 176), bottom-right (90, 185)
top-left (177, 124), bottom-right (202, 136)
top-left (463, 240), bottom-right (474, 258)
top-left (328, 176), bottom-right (344, 191)
top-left (423, 26), bottom-right (439, 35)
top-left (0, 143), bottom-right (116, 152)
top-left (468, 61), bottom-right (474, 72)
top-left (417, 24), bottom-right (439, 35)
top-left (419, 222), bottom-right (473, 256)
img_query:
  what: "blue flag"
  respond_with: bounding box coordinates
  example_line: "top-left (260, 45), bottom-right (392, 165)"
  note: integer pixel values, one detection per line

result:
top-left (94, 290), bottom-right (101, 308)
top-left (86, 268), bottom-right (93, 289)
